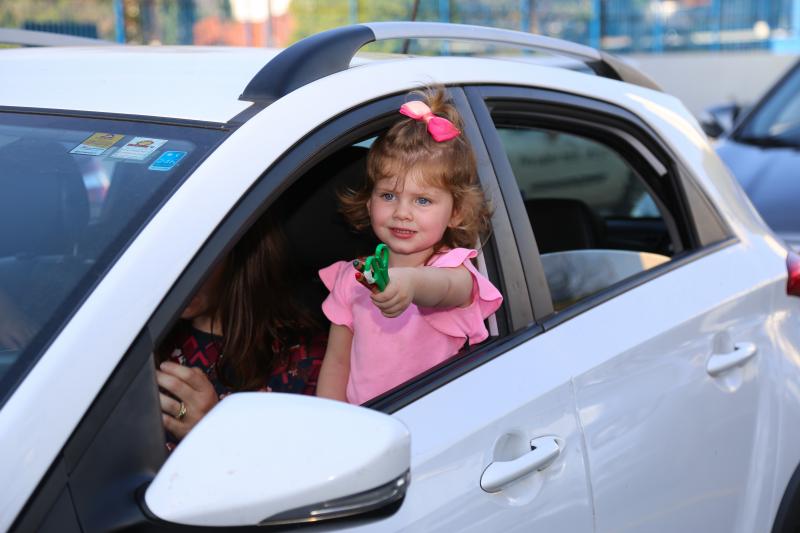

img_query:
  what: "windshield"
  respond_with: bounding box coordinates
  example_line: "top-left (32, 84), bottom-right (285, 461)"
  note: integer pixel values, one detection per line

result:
top-left (0, 112), bottom-right (226, 402)
top-left (736, 63), bottom-right (800, 147)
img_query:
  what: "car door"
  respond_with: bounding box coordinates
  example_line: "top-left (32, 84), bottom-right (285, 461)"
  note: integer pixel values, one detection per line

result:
top-left (11, 89), bottom-right (595, 532)
top-left (467, 84), bottom-right (781, 533)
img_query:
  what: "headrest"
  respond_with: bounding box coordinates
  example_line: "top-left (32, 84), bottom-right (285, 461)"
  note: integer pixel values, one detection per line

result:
top-left (0, 138), bottom-right (89, 256)
top-left (283, 146), bottom-right (378, 276)
top-left (524, 198), bottom-right (605, 253)
top-left (101, 161), bottom-right (155, 220)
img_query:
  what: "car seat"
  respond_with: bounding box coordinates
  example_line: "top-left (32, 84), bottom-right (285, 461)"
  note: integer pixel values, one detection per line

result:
top-left (282, 146), bottom-right (378, 323)
top-left (0, 138), bottom-right (89, 257)
top-left (523, 197), bottom-right (606, 253)
top-left (0, 138), bottom-right (90, 325)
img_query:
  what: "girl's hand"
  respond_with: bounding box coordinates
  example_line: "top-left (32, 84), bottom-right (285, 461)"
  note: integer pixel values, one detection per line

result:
top-left (371, 267), bottom-right (416, 318)
top-left (157, 361), bottom-right (219, 441)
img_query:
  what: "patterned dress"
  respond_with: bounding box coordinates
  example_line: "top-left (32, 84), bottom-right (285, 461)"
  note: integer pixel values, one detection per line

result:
top-left (164, 323), bottom-right (325, 449)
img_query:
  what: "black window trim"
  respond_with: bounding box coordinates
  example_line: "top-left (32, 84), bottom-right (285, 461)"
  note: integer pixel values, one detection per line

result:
top-left (464, 84), bottom-right (736, 326)
top-left (0, 105), bottom-right (234, 131)
top-left (450, 88), bottom-right (534, 332)
top-left (464, 88), bottom-right (555, 320)
top-left (145, 86), bottom-right (535, 416)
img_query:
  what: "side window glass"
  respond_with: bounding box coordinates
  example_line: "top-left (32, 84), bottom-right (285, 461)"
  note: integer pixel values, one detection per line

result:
top-left (494, 125), bottom-right (674, 310)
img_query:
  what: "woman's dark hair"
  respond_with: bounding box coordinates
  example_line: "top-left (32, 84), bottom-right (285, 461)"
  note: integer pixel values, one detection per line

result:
top-left (157, 211), bottom-right (317, 390)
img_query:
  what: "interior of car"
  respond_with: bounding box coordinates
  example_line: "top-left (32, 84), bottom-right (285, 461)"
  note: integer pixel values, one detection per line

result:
top-left (281, 145), bottom-right (378, 326)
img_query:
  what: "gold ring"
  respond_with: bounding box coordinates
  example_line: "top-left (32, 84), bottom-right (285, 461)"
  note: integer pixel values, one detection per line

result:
top-left (176, 401), bottom-right (187, 421)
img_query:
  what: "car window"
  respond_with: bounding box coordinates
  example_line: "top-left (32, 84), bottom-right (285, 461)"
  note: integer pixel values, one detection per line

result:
top-left (493, 123), bottom-right (676, 311)
top-left (738, 63), bottom-right (800, 145)
top-left (498, 127), bottom-right (661, 219)
top-left (0, 112), bottom-right (226, 402)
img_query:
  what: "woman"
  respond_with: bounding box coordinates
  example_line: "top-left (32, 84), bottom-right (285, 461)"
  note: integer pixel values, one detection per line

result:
top-left (155, 212), bottom-right (325, 446)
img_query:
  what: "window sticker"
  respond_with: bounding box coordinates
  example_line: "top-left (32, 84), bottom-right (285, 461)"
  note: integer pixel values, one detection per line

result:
top-left (148, 150), bottom-right (187, 172)
top-left (70, 133), bottom-right (125, 156)
top-left (110, 137), bottom-right (168, 161)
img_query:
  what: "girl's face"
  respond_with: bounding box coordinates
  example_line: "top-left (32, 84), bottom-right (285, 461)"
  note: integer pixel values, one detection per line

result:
top-left (367, 174), bottom-right (457, 266)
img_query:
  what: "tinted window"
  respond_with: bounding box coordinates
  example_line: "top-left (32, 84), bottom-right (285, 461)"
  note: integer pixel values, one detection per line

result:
top-left (498, 127), bottom-right (660, 218)
top-left (494, 125), bottom-right (674, 310)
top-left (0, 112), bottom-right (226, 401)
top-left (738, 63), bottom-right (800, 145)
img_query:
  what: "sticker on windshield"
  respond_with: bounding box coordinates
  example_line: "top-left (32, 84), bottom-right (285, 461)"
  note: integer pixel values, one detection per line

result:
top-left (148, 150), bottom-right (187, 172)
top-left (110, 137), bottom-right (168, 161)
top-left (70, 133), bottom-right (125, 156)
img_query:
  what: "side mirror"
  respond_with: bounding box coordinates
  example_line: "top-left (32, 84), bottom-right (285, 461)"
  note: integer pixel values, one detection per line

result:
top-left (143, 393), bottom-right (410, 527)
top-left (698, 102), bottom-right (742, 138)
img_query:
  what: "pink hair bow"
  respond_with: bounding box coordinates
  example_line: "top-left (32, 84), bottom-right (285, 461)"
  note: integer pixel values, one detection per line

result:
top-left (399, 100), bottom-right (461, 142)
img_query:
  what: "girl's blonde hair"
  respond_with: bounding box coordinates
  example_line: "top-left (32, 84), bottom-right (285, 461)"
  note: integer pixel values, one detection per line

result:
top-left (339, 85), bottom-right (492, 251)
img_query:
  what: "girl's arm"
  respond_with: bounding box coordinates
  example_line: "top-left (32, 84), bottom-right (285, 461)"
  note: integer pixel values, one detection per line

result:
top-left (371, 266), bottom-right (473, 318)
top-left (316, 323), bottom-right (353, 402)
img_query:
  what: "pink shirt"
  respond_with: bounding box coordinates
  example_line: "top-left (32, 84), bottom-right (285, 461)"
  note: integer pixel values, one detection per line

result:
top-left (319, 248), bottom-right (503, 404)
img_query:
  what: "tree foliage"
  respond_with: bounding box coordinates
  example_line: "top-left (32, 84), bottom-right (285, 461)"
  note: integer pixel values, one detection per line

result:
top-left (288, 0), bottom-right (414, 42)
top-left (0, 0), bottom-right (116, 39)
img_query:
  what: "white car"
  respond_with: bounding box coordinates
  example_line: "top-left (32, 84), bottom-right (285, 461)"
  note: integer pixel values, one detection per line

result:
top-left (1, 22), bottom-right (799, 533)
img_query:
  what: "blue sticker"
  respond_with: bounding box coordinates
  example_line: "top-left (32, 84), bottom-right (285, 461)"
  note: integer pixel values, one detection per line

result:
top-left (148, 151), bottom-right (187, 171)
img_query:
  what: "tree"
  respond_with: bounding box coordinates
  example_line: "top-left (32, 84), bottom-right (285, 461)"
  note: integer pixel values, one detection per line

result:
top-left (289, 0), bottom-right (413, 47)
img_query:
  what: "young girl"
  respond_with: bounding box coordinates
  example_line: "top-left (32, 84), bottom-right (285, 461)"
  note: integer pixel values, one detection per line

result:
top-left (317, 86), bottom-right (503, 404)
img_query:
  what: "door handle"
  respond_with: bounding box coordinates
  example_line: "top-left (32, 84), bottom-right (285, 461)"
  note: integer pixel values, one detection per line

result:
top-left (707, 342), bottom-right (757, 376)
top-left (480, 437), bottom-right (560, 493)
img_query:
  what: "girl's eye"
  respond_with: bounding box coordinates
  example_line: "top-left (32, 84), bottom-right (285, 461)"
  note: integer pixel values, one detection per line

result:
top-left (380, 192), bottom-right (395, 201)
top-left (416, 197), bottom-right (431, 206)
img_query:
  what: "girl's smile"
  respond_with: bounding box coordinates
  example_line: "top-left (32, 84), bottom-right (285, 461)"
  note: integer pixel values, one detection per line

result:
top-left (389, 227), bottom-right (417, 239)
top-left (367, 175), bottom-right (457, 266)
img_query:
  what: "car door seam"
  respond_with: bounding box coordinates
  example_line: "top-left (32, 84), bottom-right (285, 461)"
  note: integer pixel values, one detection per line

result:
top-left (570, 376), bottom-right (598, 531)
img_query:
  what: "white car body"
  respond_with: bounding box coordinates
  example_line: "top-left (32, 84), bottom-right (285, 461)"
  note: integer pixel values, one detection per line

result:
top-left (0, 23), bottom-right (798, 533)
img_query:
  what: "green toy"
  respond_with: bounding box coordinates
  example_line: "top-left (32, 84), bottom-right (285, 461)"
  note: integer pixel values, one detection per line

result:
top-left (353, 243), bottom-right (390, 292)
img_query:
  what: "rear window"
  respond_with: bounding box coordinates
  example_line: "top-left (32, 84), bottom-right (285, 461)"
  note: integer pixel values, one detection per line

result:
top-left (0, 112), bottom-right (226, 400)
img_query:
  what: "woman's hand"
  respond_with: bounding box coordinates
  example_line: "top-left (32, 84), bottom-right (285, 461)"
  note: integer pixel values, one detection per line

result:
top-left (370, 267), bottom-right (416, 318)
top-left (157, 362), bottom-right (218, 441)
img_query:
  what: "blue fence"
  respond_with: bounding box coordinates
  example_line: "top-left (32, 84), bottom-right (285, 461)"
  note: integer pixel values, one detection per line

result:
top-left (380, 0), bottom-right (800, 53)
top-left (9, 0), bottom-right (800, 52)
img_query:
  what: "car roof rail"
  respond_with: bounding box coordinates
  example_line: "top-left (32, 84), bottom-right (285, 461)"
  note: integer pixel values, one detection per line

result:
top-left (0, 28), bottom-right (113, 47)
top-left (241, 21), bottom-right (661, 103)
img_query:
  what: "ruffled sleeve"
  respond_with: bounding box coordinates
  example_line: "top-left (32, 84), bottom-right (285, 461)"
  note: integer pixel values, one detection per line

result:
top-left (419, 248), bottom-right (503, 345)
top-left (319, 260), bottom-right (356, 331)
